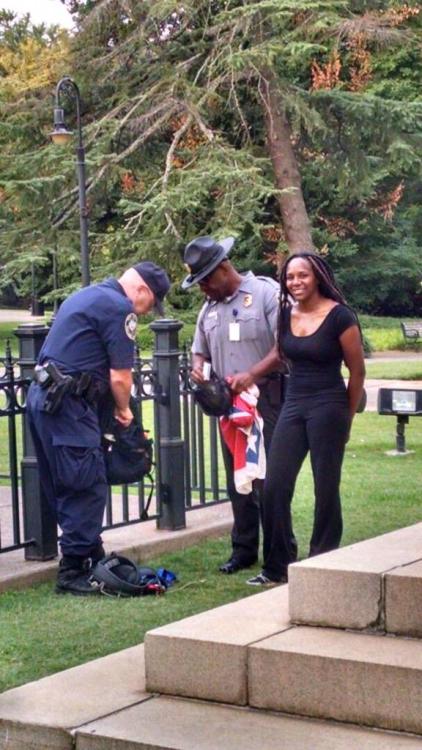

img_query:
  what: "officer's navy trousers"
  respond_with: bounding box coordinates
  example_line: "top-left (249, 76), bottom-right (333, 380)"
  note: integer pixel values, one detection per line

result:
top-left (26, 383), bottom-right (108, 558)
top-left (219, 380), bottom-right (282, 565)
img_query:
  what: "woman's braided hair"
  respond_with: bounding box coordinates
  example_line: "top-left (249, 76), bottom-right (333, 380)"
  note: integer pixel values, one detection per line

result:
top-left (280, 251), bottom-right (346, 305)
top-left (277, 251), bottom-right (360, 349)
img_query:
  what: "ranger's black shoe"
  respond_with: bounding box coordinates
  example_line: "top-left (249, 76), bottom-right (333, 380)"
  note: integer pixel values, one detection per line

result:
top-left (219, 558), bottom-right (256, 574)
top-left (56, 555), bottom-right (99, 596)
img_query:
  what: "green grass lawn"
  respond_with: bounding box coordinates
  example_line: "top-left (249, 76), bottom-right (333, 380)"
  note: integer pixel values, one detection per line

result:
top-left (349, 360), bottom-right (422, 380)
top-left (0, 323), bottom-right (20, 357)
top-left (0, 314), bottom-right (421, 359)
top-left (359, 314), bottom-right (421, 352)
top-left (0, 411), bottom-right (421, 693)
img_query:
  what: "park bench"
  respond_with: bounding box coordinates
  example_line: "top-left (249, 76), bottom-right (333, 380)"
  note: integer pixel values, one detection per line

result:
top-left (400, 321), bottom-right (422, 343)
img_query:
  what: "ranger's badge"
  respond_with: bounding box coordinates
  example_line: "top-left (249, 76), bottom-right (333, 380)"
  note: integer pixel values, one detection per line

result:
top-left (243, 294), bottom-right (253, 307)
top-left (125, 313), bottom-right (138, 340)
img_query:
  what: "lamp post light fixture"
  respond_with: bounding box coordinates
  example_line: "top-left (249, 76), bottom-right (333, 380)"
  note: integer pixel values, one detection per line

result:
top-left (49, 76), bottom-right (90, 287)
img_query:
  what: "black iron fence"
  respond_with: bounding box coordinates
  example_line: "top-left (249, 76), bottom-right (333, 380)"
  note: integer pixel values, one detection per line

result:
top-left (0, 341), bottom-right (28, 553)
top-left (0, 319), bottom-right (228, 560)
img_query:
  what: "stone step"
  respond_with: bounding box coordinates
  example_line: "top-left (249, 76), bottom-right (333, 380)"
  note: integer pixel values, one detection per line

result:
top-left (386, 560), bottom-right (422, 637)
top-left (145, 577), bottom-right (422, 735)
top-left (249, 625), bottom-right (422, 735)
top-left (2, 590), bottom-right (422, 750)
top-left (0, 644), bottom-right (149, 749)
top-left (145, 585), bottom-right (291, 705)
top-left (3, 633), bottom-right (420, 750)
top-left (76, 695), bottom-right (422, 750)
top-left (288, 522), bottom-right (422, 632)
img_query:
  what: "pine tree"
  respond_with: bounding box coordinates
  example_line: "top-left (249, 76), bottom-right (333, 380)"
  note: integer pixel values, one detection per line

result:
top-left (1, 1), bottom-right (420, 312)
top-left (0, 11), bottom-right (75, 301)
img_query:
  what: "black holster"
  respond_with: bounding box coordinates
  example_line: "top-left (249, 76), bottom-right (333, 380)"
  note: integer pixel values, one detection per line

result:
top-left (43, 377), bottom-right (74, 415)
top-left (34, 362), bottom-right (106, 415)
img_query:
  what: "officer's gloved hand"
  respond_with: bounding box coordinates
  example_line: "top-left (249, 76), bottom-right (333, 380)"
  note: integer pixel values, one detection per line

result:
top-left (114, 406), bottom-right (134, 428)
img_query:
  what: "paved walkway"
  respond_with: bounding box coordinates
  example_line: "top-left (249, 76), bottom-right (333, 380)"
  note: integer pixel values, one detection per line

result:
top-left (364, 377), bottom-right (421, 411)
top-left (358, 351), bottom-right (421, 410)
top-left (0, 308), bottom-right (46, 323)
top-left (369, 350), bottom-right (421, 361)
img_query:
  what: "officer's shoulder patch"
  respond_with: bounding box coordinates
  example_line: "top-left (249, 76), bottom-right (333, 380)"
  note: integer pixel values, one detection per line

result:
top-left (256, 275), bottom-right (279, 290)
top-left (125, 313), bottom-right (138, 340)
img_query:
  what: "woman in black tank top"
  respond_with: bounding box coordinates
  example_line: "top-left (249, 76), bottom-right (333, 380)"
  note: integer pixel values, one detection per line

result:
top-left (247, 252), bottom-right (365, 586)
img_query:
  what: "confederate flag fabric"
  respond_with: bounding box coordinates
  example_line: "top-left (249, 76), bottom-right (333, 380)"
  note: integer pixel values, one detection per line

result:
top-left (219, 385), bottom-right (266, 494)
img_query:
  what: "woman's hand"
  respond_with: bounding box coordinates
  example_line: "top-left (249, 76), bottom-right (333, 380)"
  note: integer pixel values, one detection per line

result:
top-left (340, 326), bottom-right (366, 420)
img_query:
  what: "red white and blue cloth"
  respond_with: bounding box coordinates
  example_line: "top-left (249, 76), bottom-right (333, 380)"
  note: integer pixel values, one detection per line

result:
top-left (219, 385), bottom-right (266, 495)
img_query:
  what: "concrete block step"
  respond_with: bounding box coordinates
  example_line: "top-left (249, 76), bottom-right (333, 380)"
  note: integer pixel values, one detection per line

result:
top-left (249, 625), bottom-right (422, 735)
top-left (288, 522), bottom-right (422, 631)
top-left (0, 645), bottom-right (148, 750)
top-left (76, 695), bottom-right (422, 750)
top-left (145, 586), bottom-right (291, 705)
top-left (386, 560), bottom-right (422, 637)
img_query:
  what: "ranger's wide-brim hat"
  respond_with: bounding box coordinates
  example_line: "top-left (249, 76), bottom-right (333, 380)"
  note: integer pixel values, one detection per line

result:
top-left (181, 235), bottom-right (235, 290)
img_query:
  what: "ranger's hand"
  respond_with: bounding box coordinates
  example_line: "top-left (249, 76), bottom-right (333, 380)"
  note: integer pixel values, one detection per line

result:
top-left (190, 366), bottom-right (206, 384)
top-left (114, 406), bottom-right (133, 428)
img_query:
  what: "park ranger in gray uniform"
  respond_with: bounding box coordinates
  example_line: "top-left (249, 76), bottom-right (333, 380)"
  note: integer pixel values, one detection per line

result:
top-left (182, 235), bottom-right (283, 575)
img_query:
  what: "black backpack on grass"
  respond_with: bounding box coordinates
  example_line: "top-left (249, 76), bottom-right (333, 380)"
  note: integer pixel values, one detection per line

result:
top-left (90, 553), bottom-right (165, 597)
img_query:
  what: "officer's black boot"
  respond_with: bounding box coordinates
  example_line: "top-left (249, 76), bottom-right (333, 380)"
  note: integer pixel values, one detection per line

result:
top-left (90, 543), bottom-right (106, 566)
top-left (56, 555), bottom-right (99, 596)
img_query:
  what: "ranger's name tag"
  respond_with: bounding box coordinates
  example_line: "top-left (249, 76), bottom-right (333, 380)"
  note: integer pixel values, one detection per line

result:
top-left (229, 322), bottom-right (240, 342)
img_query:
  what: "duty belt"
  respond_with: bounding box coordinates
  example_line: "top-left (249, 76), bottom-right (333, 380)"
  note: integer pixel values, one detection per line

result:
top-left (34, 362), bottom-right (107, 415)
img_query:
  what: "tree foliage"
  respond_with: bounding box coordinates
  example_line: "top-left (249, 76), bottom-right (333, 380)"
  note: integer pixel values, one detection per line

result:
top-left (0, 11), bottom-right (76, 300)
top-left (0, 1), bottom-right (421, 313)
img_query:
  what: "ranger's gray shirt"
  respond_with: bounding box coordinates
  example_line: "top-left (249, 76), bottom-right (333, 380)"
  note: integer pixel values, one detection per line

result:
top-left (192, 272), bottom-right (279, 380)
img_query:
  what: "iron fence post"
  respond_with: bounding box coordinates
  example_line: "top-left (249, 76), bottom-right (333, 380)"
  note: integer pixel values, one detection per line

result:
top-left (150, 319), bottom-right (186, 530)
top-left (15, 323), bottom-right (58, 560)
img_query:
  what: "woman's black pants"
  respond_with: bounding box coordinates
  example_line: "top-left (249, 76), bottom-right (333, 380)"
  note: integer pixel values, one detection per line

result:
top-left (262, 394), bottom-right (350, 581)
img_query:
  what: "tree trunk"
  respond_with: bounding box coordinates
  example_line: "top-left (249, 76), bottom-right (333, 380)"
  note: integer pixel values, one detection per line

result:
top-left (260, 72), bottom-right (314, 253)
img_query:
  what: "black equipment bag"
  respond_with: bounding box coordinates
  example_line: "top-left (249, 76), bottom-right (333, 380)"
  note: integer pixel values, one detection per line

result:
top-left (100, 395), bottom-right (154, 512)
top-left (103, 419), bottom-right (153, 485)
top-left (90, 553), bottom-right (165, 597)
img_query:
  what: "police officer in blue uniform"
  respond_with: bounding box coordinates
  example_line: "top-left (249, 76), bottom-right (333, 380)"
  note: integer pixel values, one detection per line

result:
top-left (26, 262), bottom-right (170, 595)
top-left (182, 236), bottom-right (283, 575)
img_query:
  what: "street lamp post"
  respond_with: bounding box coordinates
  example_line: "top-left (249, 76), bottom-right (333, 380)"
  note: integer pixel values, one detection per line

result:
top-left (50, 76), bottom-right (90, 286)
top-left (52, 237), bottom-right (59, 314)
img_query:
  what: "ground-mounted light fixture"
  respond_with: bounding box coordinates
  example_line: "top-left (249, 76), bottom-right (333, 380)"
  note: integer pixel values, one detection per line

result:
top-left (377, 387), bottom-right (422, 455)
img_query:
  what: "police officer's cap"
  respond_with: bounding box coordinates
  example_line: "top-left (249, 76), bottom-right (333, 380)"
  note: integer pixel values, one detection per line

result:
top-left (182, 236), bottom-right (235, 290)
top-left (133, 261), bottom-right (170, 315)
